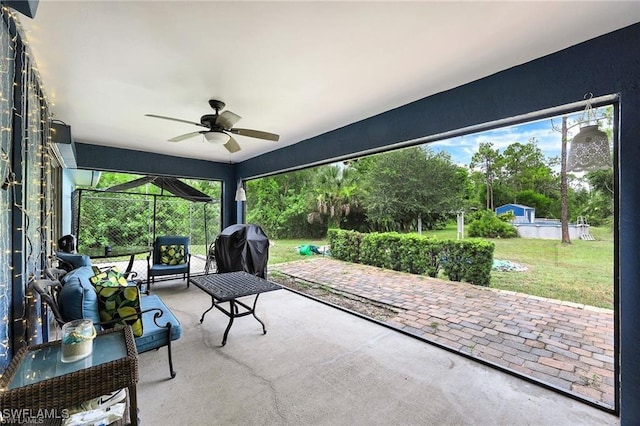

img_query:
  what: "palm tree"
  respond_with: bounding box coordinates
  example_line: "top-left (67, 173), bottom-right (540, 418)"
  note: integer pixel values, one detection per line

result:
top-left (311, 164), bottom-right (361, 228)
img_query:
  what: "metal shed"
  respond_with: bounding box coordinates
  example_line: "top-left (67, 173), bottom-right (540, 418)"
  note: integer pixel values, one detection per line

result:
top-left (495, 204), bottom-right (535, 223)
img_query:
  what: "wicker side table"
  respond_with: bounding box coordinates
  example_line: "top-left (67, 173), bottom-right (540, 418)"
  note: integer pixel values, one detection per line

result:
top-left (0, 327), bottom-right (139, 425)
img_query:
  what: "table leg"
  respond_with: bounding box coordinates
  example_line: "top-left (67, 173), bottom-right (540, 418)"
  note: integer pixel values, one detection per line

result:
top-left (200, 296), bottom-right (216, 323)
top-left (125, 254), bottom-right (136, 274)
top-left (221, 300), bottom-right (236, 346)
top-left (129, 384), bottom-right (138, 426)
top-left (251, 294), bottom-right (267, 335)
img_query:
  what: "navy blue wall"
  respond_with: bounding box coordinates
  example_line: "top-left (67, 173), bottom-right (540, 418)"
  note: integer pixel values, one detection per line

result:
top-left (72, 24), bottom-right (640, 422)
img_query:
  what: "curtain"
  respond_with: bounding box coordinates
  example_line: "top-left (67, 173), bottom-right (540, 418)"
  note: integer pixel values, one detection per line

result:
top-left (0, 7), bottom-right (16, 370)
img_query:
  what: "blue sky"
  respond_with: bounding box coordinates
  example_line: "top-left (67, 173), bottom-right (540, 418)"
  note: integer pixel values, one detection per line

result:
top-left (427, 109), bottom-right (608, 168)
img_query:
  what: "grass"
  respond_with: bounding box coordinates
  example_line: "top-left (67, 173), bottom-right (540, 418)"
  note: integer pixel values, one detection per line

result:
top-left (408, 223), bottom-right (614, 309)
top-left (268, 239), bottom-right (328, 264)
top-left (267, 223), bottom-right (614, 309)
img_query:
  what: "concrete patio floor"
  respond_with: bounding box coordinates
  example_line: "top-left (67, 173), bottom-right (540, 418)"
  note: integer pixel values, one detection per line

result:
top-left (136, 276), bottom-right (617, 425)
top-left (273, 258), bottom-right (615, 409)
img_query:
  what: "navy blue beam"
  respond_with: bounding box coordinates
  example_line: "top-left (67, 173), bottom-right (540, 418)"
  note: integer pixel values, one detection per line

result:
top-left (619, 89), bottom-right (640, 425)
top-left (2, 1), bottom-right (38, 18)
top-left (74, 142), bottom-right (233, 180)
top-left (74, 142), bottom-right (238, 230)
top-left (238, 23), bottom-right (640, 179)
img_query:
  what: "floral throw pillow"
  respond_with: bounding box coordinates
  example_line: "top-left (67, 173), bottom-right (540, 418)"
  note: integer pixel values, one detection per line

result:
top-left (94, 284), bottom-right (143, 337)
top-left (160, 244), bottom-right (186, 265)
top-left (90, 266), bottom-right (128, 287)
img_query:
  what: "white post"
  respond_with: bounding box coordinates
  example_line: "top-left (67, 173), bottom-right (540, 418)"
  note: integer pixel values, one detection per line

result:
top-left (457, 211), bottom-right (464, 240)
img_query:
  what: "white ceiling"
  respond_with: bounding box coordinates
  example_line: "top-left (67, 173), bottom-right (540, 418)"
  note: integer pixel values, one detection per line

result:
top-left (19, 1), bottom-right (640, 164)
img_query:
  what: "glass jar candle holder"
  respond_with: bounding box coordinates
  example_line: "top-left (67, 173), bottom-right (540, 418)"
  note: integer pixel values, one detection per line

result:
top-left (61, 319), bottom-right (96, 363)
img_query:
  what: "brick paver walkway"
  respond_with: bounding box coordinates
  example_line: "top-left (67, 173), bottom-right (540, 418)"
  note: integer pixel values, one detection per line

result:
top-left (274, 258), bottom-right (614, 407)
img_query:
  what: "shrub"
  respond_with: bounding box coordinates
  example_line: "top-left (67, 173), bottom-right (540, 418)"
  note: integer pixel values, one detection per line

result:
top-left (468, 211), bottom-right (518, 238)
top-left (327, 229), bottom-right (361, 263)
top-left (398, 235), bottom-right (442, 277)
top-left (440, 239), bottom-right (494, 286)
top-left (360, 233), bottom-right (440, 275)
top-left (497, 211), bottom-right (515, 223)
top-left (329, 229), bottom-right (494, 286)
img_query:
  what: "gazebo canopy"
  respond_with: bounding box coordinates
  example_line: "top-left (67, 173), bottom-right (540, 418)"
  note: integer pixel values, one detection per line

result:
top-left (105, 176), bottom-right (213, 203)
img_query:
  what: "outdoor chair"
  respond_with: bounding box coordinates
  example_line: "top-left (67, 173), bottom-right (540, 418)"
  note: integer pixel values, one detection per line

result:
top-left (147, 236), bottom-right (191, 291)
top-left (204, 241), bottom-right (216, 274)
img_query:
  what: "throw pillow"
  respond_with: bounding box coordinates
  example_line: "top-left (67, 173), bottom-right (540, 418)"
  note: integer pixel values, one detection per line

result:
top-left (90, 266), bottom-right (128, 287)
top-left (94, 284), bottom-right (144, 337)
top-left (159, 244), bottom-right (186, 265)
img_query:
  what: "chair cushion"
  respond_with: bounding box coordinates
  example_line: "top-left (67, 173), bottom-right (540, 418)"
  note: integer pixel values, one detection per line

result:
top-left (159, 244), bottom-right (186, 265)
top-left (95, 284), bottom-right (144, 337)
top-left (149, 263), bottom-right (189, 276)
top-left (59, 266), bottom-right (101, 326)
top-left (135, 295), bottom-right (182, 353)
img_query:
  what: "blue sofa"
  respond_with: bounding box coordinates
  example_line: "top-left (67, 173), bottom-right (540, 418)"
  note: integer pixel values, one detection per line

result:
top-left (44, 254), bottom-right (182, 378)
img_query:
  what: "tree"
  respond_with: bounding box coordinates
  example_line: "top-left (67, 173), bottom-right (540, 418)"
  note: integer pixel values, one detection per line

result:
top-left (363, 146), bottom-right (468, 232)
top-left (246, 170), bottom-right (325, 238)
top-left (576, 168), bottom-right (614, 226)
top-left (310, 164), bottom-right (363, 229)
top-left (502, 138), bottom-right (555, 200)
top-left (469, 143), bottom-right (502, 210)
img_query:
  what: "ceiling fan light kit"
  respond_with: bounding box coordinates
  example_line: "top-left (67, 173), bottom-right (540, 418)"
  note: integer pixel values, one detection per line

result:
top-left (146, 99), bottom-right (280, 153)
top-left (204, 131), bottom-right (230, 144)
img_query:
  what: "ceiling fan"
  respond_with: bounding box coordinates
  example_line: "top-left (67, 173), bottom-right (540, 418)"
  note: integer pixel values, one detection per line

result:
top-left (145, 99), bottom-right (279, 153)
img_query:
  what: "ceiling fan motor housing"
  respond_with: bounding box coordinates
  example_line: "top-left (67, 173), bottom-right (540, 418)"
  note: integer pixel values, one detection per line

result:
top-left (208, 99), bottom-right (225, 111)
top-left (200, 114), bottom-right (219, 128)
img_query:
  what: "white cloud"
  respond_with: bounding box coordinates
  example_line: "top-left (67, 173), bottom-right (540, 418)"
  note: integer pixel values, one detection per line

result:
top-left (428, 108), bottom-right (612, 167)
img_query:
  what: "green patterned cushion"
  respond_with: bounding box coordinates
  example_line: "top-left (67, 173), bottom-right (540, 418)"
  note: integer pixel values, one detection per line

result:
top-left (95, 284), bottom-right (143, 337)
top-left (90, 266), bottom-right (128, 287)
top-left (159, 244), bottom-right (186, 265)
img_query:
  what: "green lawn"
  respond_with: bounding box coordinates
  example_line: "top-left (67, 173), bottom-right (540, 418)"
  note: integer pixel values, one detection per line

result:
top-left (268, 224), bottom-right (614, 309)
top-left (269, 239), bottom-right (328, 264)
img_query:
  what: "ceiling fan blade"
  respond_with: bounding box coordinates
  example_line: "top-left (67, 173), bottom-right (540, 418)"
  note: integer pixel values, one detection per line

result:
top-left (168, 131), bottom-right (202, 142)
top-left (145, 114), bottom-right (207, 128)
top-left (216, 111), bottom-right (242, 129)
top-left (223, 135), bottom-right (241, 153)
top-left (229, 128), bottom-right (280, 141)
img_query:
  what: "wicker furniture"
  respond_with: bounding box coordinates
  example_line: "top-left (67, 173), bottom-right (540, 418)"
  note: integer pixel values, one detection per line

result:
top-left (0, 327), bottom-right (139, 425)
top-left (189, 271), bottom-right (281, 346)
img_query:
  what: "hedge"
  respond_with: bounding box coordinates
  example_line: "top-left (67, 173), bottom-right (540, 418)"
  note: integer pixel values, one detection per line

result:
top-left (327, 229), bottom-right (494, 287)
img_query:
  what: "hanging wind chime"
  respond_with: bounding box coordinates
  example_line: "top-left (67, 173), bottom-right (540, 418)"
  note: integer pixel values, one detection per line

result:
top-left (567, 94), bottom-right (612, 172)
